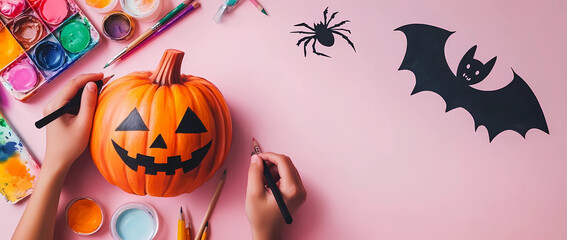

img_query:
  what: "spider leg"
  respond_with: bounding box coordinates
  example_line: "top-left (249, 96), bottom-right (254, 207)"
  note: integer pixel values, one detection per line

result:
top-left (296, 35), bottom-right (314, 46)
top-left (323, 7), bottom-right (329, 25)
top-left (326, 11), bottom-right (338, 26)
top-left (328, 20), bottom-right (350, 30)
top-left (331, 30), bottom-right (356, 52)
top-left (303, 38), bottom-right (312, 57)
top-left (312, 40), bottom-right (331, 58)
top-left (330, 28), bottom-right (351, 34)
top-left (293, 22), bottom-right (315, 31)
top-left (291, 31), bottom-right (315, 34)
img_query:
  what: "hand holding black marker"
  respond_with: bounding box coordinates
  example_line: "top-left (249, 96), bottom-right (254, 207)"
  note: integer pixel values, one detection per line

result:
top-left (251, 138), bottom-right (295, 225)
top-left (35, 75), bottom-right (114, 129)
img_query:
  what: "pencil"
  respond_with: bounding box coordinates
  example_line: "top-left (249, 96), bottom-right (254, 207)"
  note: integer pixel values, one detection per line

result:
top-left (194, 170), bottom-right (226, 240)
top-left (185, 210), bottom-right (192, 239)
top-left (178, 207), bottom-right (187, 240)
top-left (35, 75), bottom-right (114, 129)
top-left (200, 222), bottom-right (209, 240)
top-left (103, 0), bottom-right (194, 68)
top-left (252, 138), bottom-right (293, 224)
top-left (248, 0), bottom-right (267, 15)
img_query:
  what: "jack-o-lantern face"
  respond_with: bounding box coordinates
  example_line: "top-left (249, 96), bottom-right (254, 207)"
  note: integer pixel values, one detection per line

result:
top-left (90, 50), bottom-right (232, 197)
top-left (111, 107), bottom-right (212, 175)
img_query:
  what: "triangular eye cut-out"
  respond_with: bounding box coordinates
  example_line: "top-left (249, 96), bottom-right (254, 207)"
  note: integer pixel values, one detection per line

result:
top-left (176, 107), bottom-right (207, 133)
top-left (116, 108), bottom-right (149, 131)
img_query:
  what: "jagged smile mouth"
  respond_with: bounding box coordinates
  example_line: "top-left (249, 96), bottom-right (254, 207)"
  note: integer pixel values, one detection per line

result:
top-left (462, 73), bottom-right (471, 81)
top-left (111, 139), bottom-right (212, 175)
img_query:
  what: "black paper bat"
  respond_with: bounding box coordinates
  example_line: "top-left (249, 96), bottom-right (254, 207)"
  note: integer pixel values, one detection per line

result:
top-left (396, 24), bottom-right (548, 141)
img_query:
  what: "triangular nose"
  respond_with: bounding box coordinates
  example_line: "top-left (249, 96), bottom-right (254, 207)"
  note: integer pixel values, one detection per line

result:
top-left (150, 134), bottom-right (167, 149)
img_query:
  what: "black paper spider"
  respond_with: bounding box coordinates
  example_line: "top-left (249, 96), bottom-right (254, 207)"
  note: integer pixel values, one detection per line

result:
top-left (291, 7), bottom-right (356, 58)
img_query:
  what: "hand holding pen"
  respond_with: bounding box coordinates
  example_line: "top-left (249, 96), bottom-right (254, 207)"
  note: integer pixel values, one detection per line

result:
top-left (246, 151), bottom-right (306, 239)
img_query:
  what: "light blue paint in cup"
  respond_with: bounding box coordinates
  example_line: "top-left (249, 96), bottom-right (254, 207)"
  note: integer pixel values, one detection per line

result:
top-left (110, 202), bottom-right (158, 240)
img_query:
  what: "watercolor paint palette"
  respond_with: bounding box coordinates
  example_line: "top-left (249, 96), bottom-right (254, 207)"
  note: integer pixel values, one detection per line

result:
top-left (0, 0), bottom-right (100, 102)
top-left (0, 112), bottom-right (40, 204)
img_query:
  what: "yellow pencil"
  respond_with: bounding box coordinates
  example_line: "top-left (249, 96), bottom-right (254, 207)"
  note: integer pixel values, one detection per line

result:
top-left (178, 207), bottom-right (187, 240)
top-left (200, 222), bottom-right (209, 240)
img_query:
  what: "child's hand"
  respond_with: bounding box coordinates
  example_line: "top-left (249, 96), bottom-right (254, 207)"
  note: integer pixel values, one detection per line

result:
top-left (42, 73), bottom-right (103, 171)
top-left (246, 152), bottom-right (307, 240)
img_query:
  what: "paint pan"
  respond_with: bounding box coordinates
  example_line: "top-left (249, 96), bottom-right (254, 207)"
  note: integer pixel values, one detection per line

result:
top-left (1, 56), bottom-right (41, 92)
top-left (0, 0), bottom-right (100, 102)
top-left (120, 0), bottom-right (160, 21)
top-left (102, 11), bottom-right (134, 41)
top-left (0, 24), bottom-right (24, 70)
top-left (65, 197), bottom-right (104, 235)
top-left (31, 38), bottom-right (66, 71)
top-left (82, 0), bottom-right (116, 13)
top-left (0, 112), bottom-right (40, 204)
top-left (38, 0), bottom-right (70, 25)
top-left (0, 0), bottom-right (27, 19)
top-left (9, 10), bottom-right (47, 49)
top-left (111, 202), bottom-right (159, 240)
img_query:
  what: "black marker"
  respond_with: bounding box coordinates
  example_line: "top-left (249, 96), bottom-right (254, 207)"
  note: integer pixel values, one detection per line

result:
top-left (252, 138), bottom-right (293, 224)
top-left (35, 75), bottom-right (114, 129)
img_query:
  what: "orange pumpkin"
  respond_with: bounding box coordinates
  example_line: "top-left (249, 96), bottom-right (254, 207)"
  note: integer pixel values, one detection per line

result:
top-left (90, 49), bottom-right (232, 197)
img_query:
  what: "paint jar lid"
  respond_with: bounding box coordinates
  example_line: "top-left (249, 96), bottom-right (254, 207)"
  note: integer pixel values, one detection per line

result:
top-left (65, 197), bottom-right (104, 235)
top-left (110, 202), bottom-right (159, 240)
top-left (119, 0), bottom-right (161, 21)
top-left (102, 11), bottom-right (135, 41)
top-left (82, 0), bottom-right (118, 13)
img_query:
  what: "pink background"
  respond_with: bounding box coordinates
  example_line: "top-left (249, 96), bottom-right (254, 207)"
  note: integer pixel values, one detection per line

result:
top-left (2, 0), bottom-right (567, 239)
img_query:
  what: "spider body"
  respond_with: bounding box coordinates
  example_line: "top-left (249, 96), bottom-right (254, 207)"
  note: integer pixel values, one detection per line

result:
top-left (314, 23), bottom-right (335, 47)
top-left (292, 7), bottom-right (355, 57)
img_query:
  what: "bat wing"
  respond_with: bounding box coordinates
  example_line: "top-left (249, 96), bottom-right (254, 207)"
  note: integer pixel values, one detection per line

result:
top-left (395, 24), bottom-right (459, 99)
top-left (465, 70), bottom-right (549, 141)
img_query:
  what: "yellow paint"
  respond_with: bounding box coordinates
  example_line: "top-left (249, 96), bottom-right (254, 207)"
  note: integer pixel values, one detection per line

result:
top-left (85, 0), bottom-right (111, 8)
top-left (0, 153), bottom-right (36, 203)
top-left (67, 198), bottom-right (103, 234)
top-left (0, 26), bottom-right (24, 70)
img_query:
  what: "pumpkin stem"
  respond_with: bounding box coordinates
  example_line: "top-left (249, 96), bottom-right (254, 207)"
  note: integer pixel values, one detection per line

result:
top-left (150, 49), bottom-right (185, 86)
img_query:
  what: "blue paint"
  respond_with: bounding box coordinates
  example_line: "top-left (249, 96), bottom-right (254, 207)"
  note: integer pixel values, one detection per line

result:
top-left (0, 141), bottom-right (17, 161)
top-left (115, 208), bottom-right (156, 240)
top-left (34, 41), bottom-right (66, 71)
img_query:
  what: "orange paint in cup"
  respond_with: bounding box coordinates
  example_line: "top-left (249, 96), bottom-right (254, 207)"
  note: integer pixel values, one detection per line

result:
top-left (66, 197), bottom-right (103, 235)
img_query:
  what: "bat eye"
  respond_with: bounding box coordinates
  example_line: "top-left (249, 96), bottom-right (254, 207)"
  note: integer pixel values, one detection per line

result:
top-left (475, 70), bottom-right (480, 76)
top-left (466, 64), bottom-right (470, 69)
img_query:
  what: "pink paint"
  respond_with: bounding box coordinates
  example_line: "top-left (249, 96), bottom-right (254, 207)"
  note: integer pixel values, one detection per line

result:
top-left (3, 60), bottom-right (38, 92)
top-left (39, 0), bottom-right (68, 25)
top-left (0, 0), bottom-right (26, 18)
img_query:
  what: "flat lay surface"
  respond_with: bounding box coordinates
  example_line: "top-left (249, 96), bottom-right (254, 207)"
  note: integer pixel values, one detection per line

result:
top-left (1, 0), bottom-right (566, 239)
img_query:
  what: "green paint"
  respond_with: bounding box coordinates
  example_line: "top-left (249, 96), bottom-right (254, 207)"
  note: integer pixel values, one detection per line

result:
top-left (60, 21), bottom-right (91, 53)
top-left (227, 0), bottom-right (238, 6)
top-left (0, 118), bottom-right (6, 127)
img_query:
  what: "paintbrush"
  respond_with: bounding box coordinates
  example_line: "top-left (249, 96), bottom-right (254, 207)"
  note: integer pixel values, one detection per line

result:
top-left (104, 0), bottom-right (194, 68)
top-left (35, 75), bottom-right (114, 129)
top-left (119, 1), bottom-right (201, 62)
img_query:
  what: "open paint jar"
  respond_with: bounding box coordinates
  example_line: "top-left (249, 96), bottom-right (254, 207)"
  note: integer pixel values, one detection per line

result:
top-left (119, 0), bottom-right (160, 21)
top-left (82, 0), bottom-right (117, 13)
top-left (111, 202), bottom-right (159, 240)
top-left (102, 11), bottom-right (134, 41)
top-left (65, 197), bottom-right (104, 235)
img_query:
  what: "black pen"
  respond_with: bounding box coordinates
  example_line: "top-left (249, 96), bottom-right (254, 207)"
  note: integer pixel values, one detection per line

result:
top-left (35, 75), bottom-right (114, 129)
top-left (252, 138), bottom-right (293, 224)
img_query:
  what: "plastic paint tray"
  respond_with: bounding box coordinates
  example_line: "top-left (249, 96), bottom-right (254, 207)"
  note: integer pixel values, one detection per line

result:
top-left (0, 0), bottom-right (100, 102)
